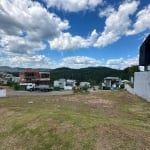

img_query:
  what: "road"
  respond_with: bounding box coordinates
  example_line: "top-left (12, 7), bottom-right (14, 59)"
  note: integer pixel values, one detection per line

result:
top-left (6, 90), bottom-right (73, 96)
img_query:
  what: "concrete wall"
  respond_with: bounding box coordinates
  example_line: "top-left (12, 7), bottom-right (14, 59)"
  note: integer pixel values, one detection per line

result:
top-left (125, 84), bottom-right (135, 95)
top-left (0, 89), bottom-right (6, 97)
top-left (134, 72), bottom-right (150, 102)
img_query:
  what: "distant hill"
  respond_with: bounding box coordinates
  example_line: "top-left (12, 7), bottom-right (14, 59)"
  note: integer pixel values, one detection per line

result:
top-left (0, 66), bottom-right (139, 84)
top-left (0, 66), bottom-right (23, 72)
top-left (50, 67), bottom-right (128, 84)
top-left (0, 66), bottom-right (50, 73)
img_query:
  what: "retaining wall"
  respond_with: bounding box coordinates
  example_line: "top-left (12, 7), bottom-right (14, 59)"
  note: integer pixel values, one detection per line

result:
top-left (134, 72), bottom-right (150, 102)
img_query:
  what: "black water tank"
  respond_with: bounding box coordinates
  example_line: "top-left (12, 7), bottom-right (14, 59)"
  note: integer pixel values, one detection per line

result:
top-left (139, 34), bottom-right (150, 66)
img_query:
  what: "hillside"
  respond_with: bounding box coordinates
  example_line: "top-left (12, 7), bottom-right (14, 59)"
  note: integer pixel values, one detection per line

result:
top-left (0, 66), bottom-right (51, 72)
top-left (0, 66), bottom-right (138, 84)
top-left (0, 66), bottom-right (23, 72)
top-left (50, 67), bottom-right (128, 84)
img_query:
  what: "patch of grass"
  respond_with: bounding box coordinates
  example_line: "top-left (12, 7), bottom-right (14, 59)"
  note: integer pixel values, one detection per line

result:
top-left (0, 91), bottom-right (150, 149)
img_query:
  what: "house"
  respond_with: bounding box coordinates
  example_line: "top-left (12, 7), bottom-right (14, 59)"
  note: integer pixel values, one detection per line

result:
top-left (12, 77), bottom-right (20, 83)
top-left (79, 82), bottom-right (90, 88)
top-left (66, 79), bottom-right (76, 87)
top-left (38, 72), bottom-right (50, 85)
top-left (53, 79), bottom-right (76, 89)
top-left (19, 69), bottom-right (50, 86)
top-left (54, 79), bottom-right (66, 89)
top-left (0, 78), bottom-right (7, 85)
top-left (53, 80), bottom-right (60, 88)
top-left (102, 77), bottom-right (121, 90)
top-left (19, 69), bottom-right (39, 83)
top-left (0, 72), bottom-right (15, 85)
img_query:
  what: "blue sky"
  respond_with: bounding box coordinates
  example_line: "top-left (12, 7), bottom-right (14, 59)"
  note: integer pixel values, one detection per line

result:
top-left (0, 0), bottom-right (150, 69)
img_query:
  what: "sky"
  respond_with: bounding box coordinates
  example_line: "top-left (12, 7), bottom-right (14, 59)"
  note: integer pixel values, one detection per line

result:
top-left (0, 0), bottom-right (150, 70)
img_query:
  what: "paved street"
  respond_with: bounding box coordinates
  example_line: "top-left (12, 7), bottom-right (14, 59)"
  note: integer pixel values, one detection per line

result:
top-left (6, 90), bottom-right (73, 96)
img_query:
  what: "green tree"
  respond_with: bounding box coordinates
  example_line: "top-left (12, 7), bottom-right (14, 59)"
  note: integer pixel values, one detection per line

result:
top-left (128, 65), bottom-right (139, 77)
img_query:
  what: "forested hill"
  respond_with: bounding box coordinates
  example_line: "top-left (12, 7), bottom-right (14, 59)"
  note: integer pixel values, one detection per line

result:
top-left (50, 66), bottom-right (138, 84)
top-left (0, 66), bottom-right (139, 85)
top-left (50, 67), bottom-right (118, 84)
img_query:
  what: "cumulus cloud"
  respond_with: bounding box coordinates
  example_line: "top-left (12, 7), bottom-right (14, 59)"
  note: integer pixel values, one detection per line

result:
top-left (0, 54), bottom-right (102, 69)
top-left (60, 56), bottom-right (138, 70)
top-left (49, 30), bottom-right (98, 50)
top-left (106, 56), bottom-right (138, 69)
top-left (0, 0), bottom-right (69, 38)
top-left (0, 54), bottom-right (53, 68)
top-left (0, 0), bottom-right (147, 70)
top-left (99, 6), bottom-right (115, 18)
top-left (95, 0), bottom-right (139, 47)
top-left (0, 0), bottom-right (69, 54)
top-left (45, 0), bottom-right (103, 12)
top-left (60, 56), bottom-right (102, 68)
top-left (126, 4), bottom-right (150, 35)
top-left (0, 35), bottom-right (46, 54)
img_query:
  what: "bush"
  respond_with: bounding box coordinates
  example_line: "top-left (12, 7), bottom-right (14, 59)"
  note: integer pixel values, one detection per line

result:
top-left (102, 87), bottom-right (111, 90)
top-left (53, 87), bottom-right (61, 91)
top-left (120, 84), bottom-right (125, 89)
top-left (14, 83), bottom-right (20, 90)
top-left (73, 87), bottom-right (89, 94)
top-left (99, 83), bottom-right (102, 89)
top-left (7, 81), bottom-right (14, 87)
top-left (82, 85), bottom-right (89, 92)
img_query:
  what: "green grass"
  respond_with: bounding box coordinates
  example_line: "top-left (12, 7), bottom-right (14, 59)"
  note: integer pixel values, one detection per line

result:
top-left (0, 90), bottom-right (150, 150)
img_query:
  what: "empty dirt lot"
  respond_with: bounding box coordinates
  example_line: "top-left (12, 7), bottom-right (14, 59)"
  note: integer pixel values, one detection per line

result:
top-left (0, 90), bottom-right (150, 150)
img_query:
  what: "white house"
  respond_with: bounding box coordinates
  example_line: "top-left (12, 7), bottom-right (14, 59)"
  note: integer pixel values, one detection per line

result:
top-left (54, 79), bottom-right (76, 89)
top-left (102, 77), bottom-right (121, 90)
top-left (80, 82), bottom-right (90, 88)
top-left (66, 80), bottom-right (76, 87)
top-left (54, 79), bottom-right (66, 89)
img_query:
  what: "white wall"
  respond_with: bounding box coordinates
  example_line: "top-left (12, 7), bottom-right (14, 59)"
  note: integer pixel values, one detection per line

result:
top-left (125, 84), bottom-right (135, 95)
top-left (134, 72), bottom-right (150, 102)
top-left (0, 89), bottom-right (6, 97)
top-left (54, 80), bottom-right (59, 87)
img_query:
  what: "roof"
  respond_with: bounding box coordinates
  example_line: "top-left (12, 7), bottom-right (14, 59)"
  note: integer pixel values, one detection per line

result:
top-left (104, 77), bottom-right (120, 80)
top-left (20, 69), bottom-right (39, 73)
top-left (39, 72), bottom-right (50, 74)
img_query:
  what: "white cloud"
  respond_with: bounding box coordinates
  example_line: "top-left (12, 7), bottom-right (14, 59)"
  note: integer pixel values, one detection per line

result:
top-left (45, 0), bottom-right (103, 12)
top-left (99, 6), bottom-right (115, 18)
top-left (127, 4), bottom-right (150, 35)
top-left (0, 0), bottom-right (145, 70)
top-left (95, 0), bottom-right (139, 47)
top-left (60, 55), bottom-right (138, 69)
top-left (0, 0), bottom-right (69, 38)
top-left (49, 30), bottom-right (98, 50)
top-left (0, 35), bottom-right (46, 54)
top-left (105, 56), bottom-right (138, 69)
top-left (0, 0), bottom-right (70, 54)
top-left (60, 56), bottom-right (102, 68)
top-left (0, 54), bottom-right (102, 69)
top-left (0, 52), bottom-right (138, 69)
top-left (0, 54), bottom-right (53, 68)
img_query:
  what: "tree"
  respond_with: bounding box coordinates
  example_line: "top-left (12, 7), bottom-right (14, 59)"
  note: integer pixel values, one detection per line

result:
top-left (128, 65), bottom-right (139, 77)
